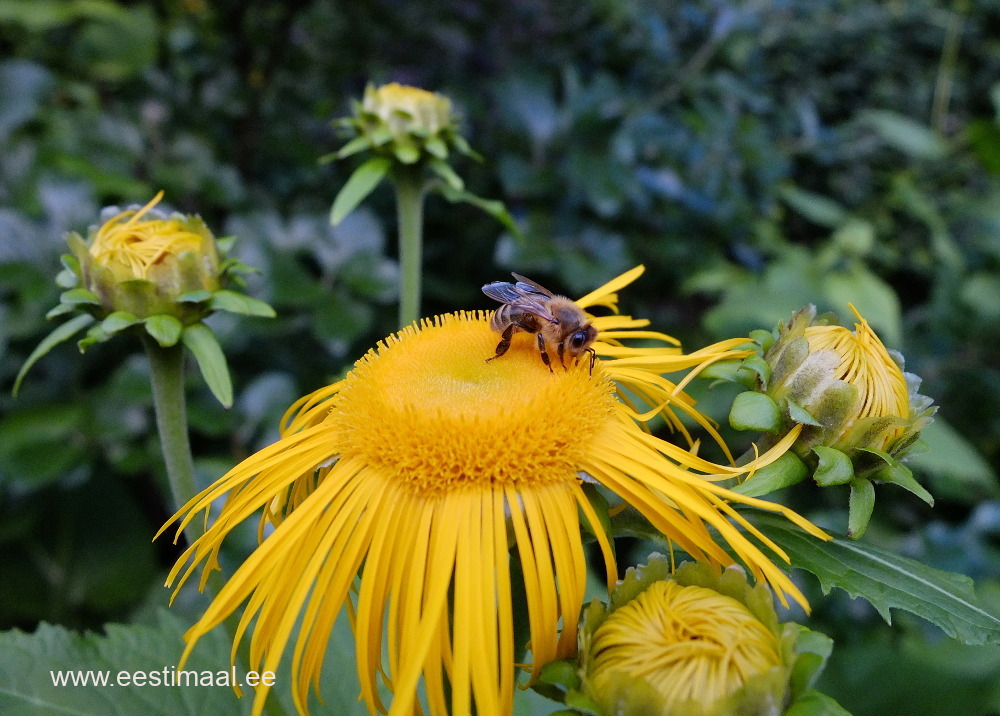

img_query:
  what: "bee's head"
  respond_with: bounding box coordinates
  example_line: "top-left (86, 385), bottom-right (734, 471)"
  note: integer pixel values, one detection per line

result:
top-left (567, 324), bottom-right (598, 356)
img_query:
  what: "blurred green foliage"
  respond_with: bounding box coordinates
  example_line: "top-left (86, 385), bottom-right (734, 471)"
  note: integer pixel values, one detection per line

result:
top-left (1, 1), bottom-right (999, 714)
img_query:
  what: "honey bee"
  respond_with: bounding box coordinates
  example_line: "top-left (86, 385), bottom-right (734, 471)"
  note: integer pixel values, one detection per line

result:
top-left (482, 273), bottom-right (598, 373)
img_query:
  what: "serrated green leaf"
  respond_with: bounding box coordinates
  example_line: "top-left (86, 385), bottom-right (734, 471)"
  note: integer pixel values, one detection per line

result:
top-left (0, 610), bottom-right (244, 715)
top-left (330, 156), bottom-right (390, 226)
top-left (428, 156), bottom-right (464, 190)
top-left (13, 313), bottom-right (95, 396)
top-left (813, 446), bottom-right (855, 486)
top-left (737, 511), bottom-right (1000, 645)
top-left (143, 314), bottom-right (184, 347)
top-left (729, 391), bottom-right (782, 432)
top-left (182, 323), bottom-right (233, 408)
top-left (209, 290), bottom-right (276, 318)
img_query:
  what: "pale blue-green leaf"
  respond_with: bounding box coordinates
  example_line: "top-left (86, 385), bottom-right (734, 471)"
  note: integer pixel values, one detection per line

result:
top-left (740, 511), bottom-right (1000, 645)
top-left (182, 323), bottom-right (233, 408)
top-left (860, 109), bottom-right (948, 159)
top-left (779, 185), bottom-right (849, 228)
top-left (143, 314), bottom-right (183, 347)
top-left (330, 157), bottom-right (390, 226)
top-left (12, 314), bottom-right (95, 396)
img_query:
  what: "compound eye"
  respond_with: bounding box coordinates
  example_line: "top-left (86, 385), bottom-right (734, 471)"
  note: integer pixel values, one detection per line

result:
top-left (570, 331), bottom-right (588, 349)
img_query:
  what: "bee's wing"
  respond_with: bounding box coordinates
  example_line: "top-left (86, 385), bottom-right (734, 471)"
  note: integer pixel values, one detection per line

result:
top-left (482, 280), bottom-right (555, 322)
top-left (510, 273), bottom-right (555, 298)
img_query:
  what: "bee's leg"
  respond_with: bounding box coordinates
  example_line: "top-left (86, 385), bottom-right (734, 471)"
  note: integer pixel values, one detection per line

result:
top-left (587, 348), bottom-right (596, 375)
top-left (556, 342), bottom-right (568, 370)
top-left (487, 324), bottom-right (516, 362)
top-left (537, 332), bottom-right (554, 372)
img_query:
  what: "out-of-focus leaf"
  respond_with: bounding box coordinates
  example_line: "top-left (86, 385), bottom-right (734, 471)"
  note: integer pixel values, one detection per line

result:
top-left (209, 290), bottom-right (276, 318)
top-left (12, 314), bottom-right (95, 395)
top-left (780, 186), bottom-right (849, 228)
top-left (909, 418), bottom-right (1000, 503)
top-left (822, 263), bottom-right (901, 347)
top-left (860, 110), bottom-right (948, 160)
top-left (329, 157), bottom-right (390, 226)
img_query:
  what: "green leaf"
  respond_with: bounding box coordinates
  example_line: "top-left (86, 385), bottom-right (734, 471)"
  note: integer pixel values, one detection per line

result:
top-left (329, 156), bottom-right (391, 226)
top-left (860, 109), bottom-right (948, 160)
top-left (44, 302), bottom-right (77, 319)
top-left (209, 290), bottom-right (276, 318)
top-left (813, 446), bottom-right (854, 486)
top-left (738, 354), bottom-right (771, 388)
top-left (729, 391), bottom-right (782, 432)
top-left (59, 287), bottom-right (101, 306)
top-left (333, 134), bottom-right (373, 160)
top-left (779, 185), bottom-right (849, 228)
top-left (101, 310), bottom-right (140, 335)
top-left (438, 185), bottom-right (522, 238)
top-left (427, 156), bottom-right (464, 191)
top-left (143, 314), bottom-right (184, 347)
top-left (0, 610), bottom-right (246, 715)
top-left (182, 323), bottom-right (233, 408)
top-left (787, 398), bottom-right (823, 427)
top-left (740, 511), bottom-right (1000, 645)
top-left (732, 452), bottom-right (808, 497)
top-left (848, 477), bottom-right (876, 539)
top-left (909, 418), bottom-right (1000, 502)
top-left (785, 690), bottom-right (853, 716)
top-left (176, 289), bottom-right (213, 304)
top-left (424, 136), bottom-right (449, 159)
top-left (12, 314), bottom-right (95, 396)
top-left (393, 143), bottom-right (420, 164)
top-left (749, 329), bottom-right (775, 352)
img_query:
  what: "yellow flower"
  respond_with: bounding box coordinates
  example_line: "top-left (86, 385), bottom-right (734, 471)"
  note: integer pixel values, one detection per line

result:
top-left (802, 306), bottom-right (909, 447)
top-left (160, 266), bottom-right (825, 716)
top-left (362, 82), bottom-right (453, 137)
top-left (89, 191), bottom-right (215, 285)
top-left (574, 559), bottom-right (829, 716)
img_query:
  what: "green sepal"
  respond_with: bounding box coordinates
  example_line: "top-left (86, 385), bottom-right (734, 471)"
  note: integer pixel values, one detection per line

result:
top-left (424, 136), bottom-right (449, 160)
top-left (143, 315), bottom-right (184, 347)
top-left (77, 322), bottom-right (110, 352)
top-left (847, 478), bottom-right (876, 539)
top-left (59, 288), bottom-right (101, 306)
top-left (732, 452), bottom-right (808, 497)
top-left (695, 358), bottom-right (745, 384)
top-left (438, 184), bottom-right (522, 238)
top-left (739, 354), bottom-right (772, 388)
top-left (787, 398), bottom-right (823, 427)
top-left (393, 142), bottom-right (420, 164)
top-left (209, 290), bottom-right (276, 318)
top-left (332, 134), bottom-right (373, 161)
top-left (785, 689), bottom-right (853, 716)
top-left (368, 125), bottom-right (394, 147)
top-left (749, 328), bottom-right (776, 353)
top-left (729, 391), bottom-right (783, 432)
top-left (812, 446), bottom-right (855, 486)
top-left (182, 322), bottom-right (233, 408)
top-left (176, 289), bottom-right (213, 304)
top-left (59, 252), bottom-right (81, 276)
top-left (215, 235), bottom-right (237, 255)
top-left (867, 458), bottom-right (934, 506)
top-left (45, 302), bottom-right (79, 319)
top-left (451, 133), bottom-right (482, 160)
top-left (787, 624), bottom-right (834, 699)
top-left (427, 156), bottom-right (464, 191)
top-left (330, 156), bottom-right (391, 226)
top-left (12, 313), bottom-right (95, 396)
top-left (101, 311), bottom-right (140, 336)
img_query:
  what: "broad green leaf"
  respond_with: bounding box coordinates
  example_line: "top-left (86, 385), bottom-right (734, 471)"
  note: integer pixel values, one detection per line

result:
top-left (12, 313), bottom-right (95, 395)
top-left (209, 290), bottom-right (276, 318)
top-left (0, 610), bottom-right (243, 715)
top-left (182, 323), bottom-right (233, 408)
top-left (143, 314), bottom-right (184, 347)
top-left (739, 512), bottom-right (1000, 645)
top-left (330, 156), bottom-right (390, 226)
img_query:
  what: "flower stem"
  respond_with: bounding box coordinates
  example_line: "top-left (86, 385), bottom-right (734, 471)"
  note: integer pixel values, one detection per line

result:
top-left (393, 167), bottom-right (426, 329)
top-left (143, 335), bottom-right (199, 538)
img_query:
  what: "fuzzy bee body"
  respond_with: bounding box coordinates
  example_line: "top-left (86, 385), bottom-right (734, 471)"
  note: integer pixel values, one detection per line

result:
top-left (482, 273), bottom-right (598, 373)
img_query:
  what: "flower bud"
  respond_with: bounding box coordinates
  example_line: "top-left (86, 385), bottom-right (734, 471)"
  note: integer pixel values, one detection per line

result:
top-left (558, 557), bottom-right (837, 716)
top-left (68, 191), bottom-right (221, 321)
top-left (727, 305), bottom-right (936, 537)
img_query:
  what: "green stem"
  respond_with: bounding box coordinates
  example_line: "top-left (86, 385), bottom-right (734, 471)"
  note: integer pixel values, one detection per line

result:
top-left (393, 167), bottom-right (426, 329)
top-left (143, 335), bottom-right (199, 536)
